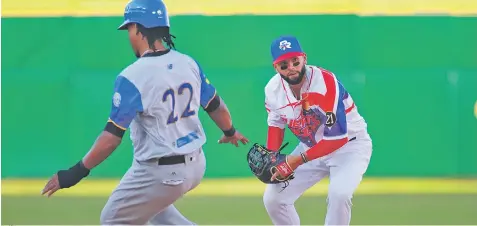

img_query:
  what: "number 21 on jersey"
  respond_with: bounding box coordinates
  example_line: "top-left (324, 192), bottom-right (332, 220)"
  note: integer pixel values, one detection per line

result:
top-left (162, 82), bottom-right (196, 124)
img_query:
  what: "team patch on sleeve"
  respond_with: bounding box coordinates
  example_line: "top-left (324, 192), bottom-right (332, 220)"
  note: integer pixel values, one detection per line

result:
top-left (108, 75), bottom-right (144, 129)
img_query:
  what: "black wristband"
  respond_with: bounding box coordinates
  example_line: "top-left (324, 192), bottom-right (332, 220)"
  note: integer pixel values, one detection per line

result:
top-left (75, 160), bottom-right (91, 177)
top-left (223, 125), bottom-right (236, 137)
top-left (57, 160), bottom-right (90, 189)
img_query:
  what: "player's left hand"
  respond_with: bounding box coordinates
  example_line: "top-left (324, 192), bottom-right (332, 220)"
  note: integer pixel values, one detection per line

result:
top-left (271, 155), bottom-right (303, 181)
top-left (41, 161), bottom-right (90, 197)
top-left (218, 130), bottom-right (249, 147)
top-left (41, 173), bottom-right (61, 197)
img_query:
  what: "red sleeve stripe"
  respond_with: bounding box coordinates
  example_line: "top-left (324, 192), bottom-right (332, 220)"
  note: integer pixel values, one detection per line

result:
top-left (319, 68), bottom-right (338, 113)
top-left (304, 138), bottom-right (348, 160)
top-left (345, 102), bottom-right (355, 114)
top-left (265, 103), bottom-right (271, 112)
top-left (267, 126), bottom-right (284, 151)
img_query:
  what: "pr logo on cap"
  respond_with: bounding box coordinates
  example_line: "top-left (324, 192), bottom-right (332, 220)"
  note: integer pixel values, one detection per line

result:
top-left (271, 35), bottom-right (305, 64)
top-left (279, 40), bottom-right (291, 50)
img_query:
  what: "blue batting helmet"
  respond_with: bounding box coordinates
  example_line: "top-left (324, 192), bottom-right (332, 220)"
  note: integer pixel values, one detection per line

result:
top-left (118, 0), bottom-right (170, 30)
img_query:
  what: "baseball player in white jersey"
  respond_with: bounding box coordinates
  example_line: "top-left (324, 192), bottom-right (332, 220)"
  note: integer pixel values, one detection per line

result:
top-left (262, 35), bottom-right (373, 225)
top-left (41, 0), bottom-right (249, 224)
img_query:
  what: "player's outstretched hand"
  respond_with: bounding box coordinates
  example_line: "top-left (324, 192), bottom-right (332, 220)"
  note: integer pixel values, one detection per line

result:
top-left (41, 161), bottom-right (90, 197)
top-left (218, 130), bottom-right (249, 147)
top-left (41, 173), bottom-right (60, 197)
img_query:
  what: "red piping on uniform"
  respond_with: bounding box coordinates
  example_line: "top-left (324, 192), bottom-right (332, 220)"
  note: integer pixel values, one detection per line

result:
top-left (345, 103), bottom-right (355, 113)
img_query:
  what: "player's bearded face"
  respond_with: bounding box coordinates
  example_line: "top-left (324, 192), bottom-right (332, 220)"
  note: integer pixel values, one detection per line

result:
top-left (276, 56), bottom-right (307, 85)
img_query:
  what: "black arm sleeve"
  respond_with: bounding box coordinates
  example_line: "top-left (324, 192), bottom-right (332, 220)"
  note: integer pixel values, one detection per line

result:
top-left (104, 121), bottom-right (125, 138)
top-left (204, 94), bottom-right (221, 112)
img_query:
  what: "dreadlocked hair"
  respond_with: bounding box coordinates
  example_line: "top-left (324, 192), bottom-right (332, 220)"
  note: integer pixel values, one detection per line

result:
top-left (136, 24), bottom-right (176, 50)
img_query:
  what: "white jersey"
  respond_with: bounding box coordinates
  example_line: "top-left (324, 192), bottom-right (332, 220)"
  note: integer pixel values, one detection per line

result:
top-left (108, 49), bottom-right (216, 161)
top-left (265, 65), bottom-right (368, 148)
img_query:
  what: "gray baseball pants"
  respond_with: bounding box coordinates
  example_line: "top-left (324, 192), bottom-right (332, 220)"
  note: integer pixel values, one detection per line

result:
top-left (100, 148), bottom-right (206, 225)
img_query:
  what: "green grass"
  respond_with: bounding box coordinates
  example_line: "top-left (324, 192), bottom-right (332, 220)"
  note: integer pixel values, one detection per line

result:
top-left (3, 178), bottom-right (477, 224)
top-left (2, 194), bottom-right (477, 225)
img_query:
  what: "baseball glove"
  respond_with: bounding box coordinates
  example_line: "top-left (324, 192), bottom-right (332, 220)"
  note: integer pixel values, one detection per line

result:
top-left (246, 142), bottom-right (294, 184)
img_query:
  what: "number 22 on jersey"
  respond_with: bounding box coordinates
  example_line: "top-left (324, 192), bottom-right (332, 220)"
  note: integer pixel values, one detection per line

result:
top-left (162, 82), bottom-right (196, 125)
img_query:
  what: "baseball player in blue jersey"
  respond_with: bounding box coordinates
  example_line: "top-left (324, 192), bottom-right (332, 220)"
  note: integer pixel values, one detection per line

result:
top-left (41, 0), bottom-right (249, 224)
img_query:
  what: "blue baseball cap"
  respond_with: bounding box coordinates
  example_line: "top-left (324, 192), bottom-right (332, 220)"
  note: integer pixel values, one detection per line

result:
top-left (270, 35), bottom-right (305, 64)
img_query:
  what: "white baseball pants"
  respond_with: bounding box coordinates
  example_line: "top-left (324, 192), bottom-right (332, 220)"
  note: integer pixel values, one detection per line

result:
top-left (263, 133), bottom-right (373, 225)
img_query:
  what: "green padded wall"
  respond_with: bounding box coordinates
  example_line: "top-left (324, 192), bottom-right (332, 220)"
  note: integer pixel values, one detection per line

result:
top-left (2, 15), bottom-right (476, 178)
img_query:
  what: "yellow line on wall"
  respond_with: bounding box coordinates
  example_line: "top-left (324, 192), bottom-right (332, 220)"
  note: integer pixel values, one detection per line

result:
top-left (2, 178), bottom-right (477, 197)
top-left (2, 0), bottom-right (477, 18)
